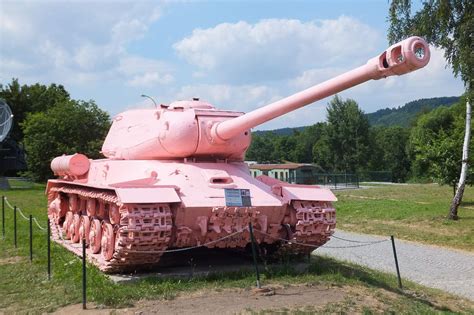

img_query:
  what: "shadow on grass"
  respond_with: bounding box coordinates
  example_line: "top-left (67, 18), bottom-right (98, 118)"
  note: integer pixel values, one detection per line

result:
top-left (460, 200), bottom-right (474, 207)
top-left (125, 255), bottom-right (454, 313)
top-left (306, 256), bottom-right (453, 312)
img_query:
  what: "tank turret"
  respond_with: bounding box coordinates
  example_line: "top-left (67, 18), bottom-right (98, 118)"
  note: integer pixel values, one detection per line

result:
top-left (46, 37), bottom-right (430, 273)
top-left (101, 36), bottom-right (429, 161)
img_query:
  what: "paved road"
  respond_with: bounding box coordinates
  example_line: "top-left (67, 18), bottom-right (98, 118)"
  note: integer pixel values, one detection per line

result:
top-left (315, 230), bottom-right (474, 301)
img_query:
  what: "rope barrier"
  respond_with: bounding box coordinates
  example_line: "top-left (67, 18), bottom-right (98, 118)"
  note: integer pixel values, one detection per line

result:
top-left (4, 196), bottom-right (47, 231)
top-left (3, 196), bottom-right (388, 251)
top-left (126, 228), bottom-right (248, 254)
top-left (330, 234), bottom-right (388, 244)
top-left (16, 206), bottom-right (29, 221)
top-left (33, 217), bottom-right (47, 231)
top-left (320, 239), bottom-right (389, 249)
top-left (253, 229), bottom-right (389, 249)
top-left (123, 228), bottom-right (389, 254)
top-left (4, 196), bottom-right (14, 209)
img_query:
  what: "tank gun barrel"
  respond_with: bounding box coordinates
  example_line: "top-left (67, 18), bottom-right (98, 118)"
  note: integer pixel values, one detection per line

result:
top-left (212, 36), bottom-right (430, 141)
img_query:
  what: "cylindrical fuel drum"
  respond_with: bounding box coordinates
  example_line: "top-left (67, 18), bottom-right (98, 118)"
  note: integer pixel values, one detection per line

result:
top-left (51, 154), bottom-right (90, 177)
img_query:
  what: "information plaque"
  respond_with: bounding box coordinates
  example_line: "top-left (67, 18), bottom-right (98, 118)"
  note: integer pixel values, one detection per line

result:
top-left (224, 189), bottom-right (252, 207)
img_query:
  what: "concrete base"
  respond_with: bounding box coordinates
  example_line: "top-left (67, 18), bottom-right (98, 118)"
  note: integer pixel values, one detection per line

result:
top-left (108, 248), bottom-right (310, 283)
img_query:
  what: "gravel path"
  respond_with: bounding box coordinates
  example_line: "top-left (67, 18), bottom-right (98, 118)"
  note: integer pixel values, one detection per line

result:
top-left (315, 230), bottom-right (474, 301)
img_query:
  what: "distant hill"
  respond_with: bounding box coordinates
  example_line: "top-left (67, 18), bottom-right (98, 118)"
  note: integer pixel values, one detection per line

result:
top-left (254, 126), bottom-right (306, 136)
top-left (367, 96), bottom-right (460, 127)
top-left (255, 96), bottom-right (461, 135)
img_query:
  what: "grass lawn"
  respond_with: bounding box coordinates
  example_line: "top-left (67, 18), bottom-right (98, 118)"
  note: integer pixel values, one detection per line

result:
top-left (0, 184), bottom-right (473, 313)
top-left (335, 183), bottom-right (474, 252)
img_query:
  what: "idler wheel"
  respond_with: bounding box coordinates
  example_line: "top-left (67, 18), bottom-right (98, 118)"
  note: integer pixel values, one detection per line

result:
top-left (79, 215), bottom-right (91, 245)
top-left (86, 199), bottom-right (96, 217)
top-left (64, 211), bottom-right (74, 240)
top-left (89, 219), bottom-right (102, 254)
top-left (71, 214), bottom-right (81, 243)
top-left (109, 204), bottom-right (120, 224)
top-left (48, 197), bottom-right (61, 224)
top-left (101, 222), bottom-right (115, 261)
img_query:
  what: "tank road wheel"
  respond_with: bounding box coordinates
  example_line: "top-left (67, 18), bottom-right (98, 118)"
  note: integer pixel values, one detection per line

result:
top-left (68, 194), bottom-right (78, 212)
top-left (101, 222), bottom-right (115, 261)
top-left (64, 211), bottom-right (74, 240)
top-left (109, 204), bottom-right (120, 224)
top-left (71, 214), bottom-right (81, 243)
top-left (48, 186), bottom-right (174, 272)
top-left (48, 197), bottom-right (63, 224)
top-left (79, 215), bottom-right (91, 245)
top-left (97, 201), bottom-right (106, 219)
top-left (86, 199), bottom-right (96, 217)
top-left (89, 219), bottom-right (102, 254)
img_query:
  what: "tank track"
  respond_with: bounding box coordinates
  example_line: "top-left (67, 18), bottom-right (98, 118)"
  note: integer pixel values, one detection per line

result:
top-left (49, 185), bottom-right (172, 273)
top-left (48, 185), bottom-right (335, 271)
top-left (278, 200), bottom-right (336, 256)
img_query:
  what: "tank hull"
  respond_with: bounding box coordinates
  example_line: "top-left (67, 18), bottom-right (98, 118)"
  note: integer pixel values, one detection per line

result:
top-left (46, 160), bottom-right (336, 272)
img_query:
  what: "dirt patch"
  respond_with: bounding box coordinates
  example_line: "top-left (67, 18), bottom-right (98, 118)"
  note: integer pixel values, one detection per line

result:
top-left (43, 283), bottom-right (474, 314)
top-left (0, 256), bottom-right (23, 265)
top-left (52, 284), bottom-right (349, 315)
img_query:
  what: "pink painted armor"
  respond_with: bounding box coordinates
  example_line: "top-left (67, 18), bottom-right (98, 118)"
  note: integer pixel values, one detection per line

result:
top-left (46, 37), bottom-right (430, 272)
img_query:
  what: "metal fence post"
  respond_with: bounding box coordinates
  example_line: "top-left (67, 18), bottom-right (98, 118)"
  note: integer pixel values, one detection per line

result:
top-left (29, 215), bottom-right (33, 262)
top-left (82, 239), bottom-right (87, 309)
top-left (391, 235), bottom-right (403, 289)
top-left (2, 196), bottom-right (4, 239)
top-left (13, 206), bottom-right (17, 248)
top-left (248, 223), bottom-right (261, 289)
top-left (47, 218), bottom-right (51, 280)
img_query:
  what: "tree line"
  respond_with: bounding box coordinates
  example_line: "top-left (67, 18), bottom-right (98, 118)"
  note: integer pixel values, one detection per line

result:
top-left (1, 78), bottom-right (470, 192)
top-left (246, 94), bottom-right (472, 189)
top-left (0, 79), bottom-right (110, 181)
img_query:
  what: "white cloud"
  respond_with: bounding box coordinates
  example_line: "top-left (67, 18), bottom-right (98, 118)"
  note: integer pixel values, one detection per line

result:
top-left (167, 45), bottom-right (464, 130)
top-left (291, 67), bottom-right (347, 90)
top-left (174, 17), bottom-right (381, 83)
top-left (333, 47), bottom-right (464, 113)
top-left (0, 3), bottom-right (464, 130)
top-left (173, 84), bottom-right (281, 112)
top-left (282, 45), bottom-right (464, 120)
top-left (128, 72), bottom-right (174, 87)
top-left (0, 1), bottom-right (171, 87)
top-left (169, 82), bottom-right (332, 130)
top-left (118, 56), bottom-right (175, 87)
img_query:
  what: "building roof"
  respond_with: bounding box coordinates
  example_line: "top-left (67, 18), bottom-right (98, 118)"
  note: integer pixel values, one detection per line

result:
top-left (248, 163), bottom-right (315, 170)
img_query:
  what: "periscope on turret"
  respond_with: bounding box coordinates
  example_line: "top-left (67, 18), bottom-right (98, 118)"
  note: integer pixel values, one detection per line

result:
top-left (46, 37), bottom-right (430, 273)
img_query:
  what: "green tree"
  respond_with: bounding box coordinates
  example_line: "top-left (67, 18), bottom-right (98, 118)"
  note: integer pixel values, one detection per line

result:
top-left (388, 0), bottom-right (472, 219)
top-left (293, 123), bottom-right (327, 163)
top-left (312, 133), bottom-right (332, 172)
top-left (21, 100), bottom-right (110, 181)
top-left (408, 99), bottom-right (473, 192)
top-left (0, 79), bottom-right (70, 142)
top-left (324, 96), bottom-right (371, 173)
top-left (245, 132), bottom-right (279, 163)
top-left (370, 126), bottom-right (411, 182)
top-left (274, 135), bottom-right (297, 162)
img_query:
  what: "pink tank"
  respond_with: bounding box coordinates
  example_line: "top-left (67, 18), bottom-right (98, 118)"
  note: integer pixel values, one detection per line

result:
top-left (46, 37), bottom-right (430, 272)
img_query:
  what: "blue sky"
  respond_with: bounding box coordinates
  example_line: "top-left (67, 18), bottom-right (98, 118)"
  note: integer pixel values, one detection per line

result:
top-left (0, 0), bottom-right (464, 130)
